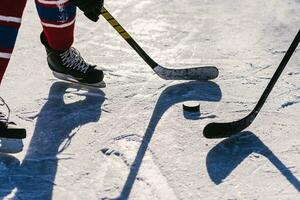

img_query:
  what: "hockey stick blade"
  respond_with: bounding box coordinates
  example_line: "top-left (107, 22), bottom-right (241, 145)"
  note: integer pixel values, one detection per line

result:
top-left (101, 7), bottom-right (219, 81)
top-left (203, 28), bottom-right (300, 139)
top-left (153, 65), bottom-right (219, 80)
top-left (203, 112), bottom-right (256, 138)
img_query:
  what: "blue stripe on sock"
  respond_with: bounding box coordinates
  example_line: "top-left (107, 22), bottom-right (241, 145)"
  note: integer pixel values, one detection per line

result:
top-left (0, 26), bottom-right (19, 49)
top-left (36, 3), bottom-right (76, 22)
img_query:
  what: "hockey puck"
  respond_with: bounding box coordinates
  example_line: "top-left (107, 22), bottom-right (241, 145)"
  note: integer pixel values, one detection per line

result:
top-left (183, 102), bottom-right (200, 112)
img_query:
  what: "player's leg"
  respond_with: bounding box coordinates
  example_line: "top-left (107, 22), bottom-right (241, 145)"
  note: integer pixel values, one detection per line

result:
top-left (0, 0), bottom-right (27, 83)
top-left (35, 0), bottom-right (104, 87)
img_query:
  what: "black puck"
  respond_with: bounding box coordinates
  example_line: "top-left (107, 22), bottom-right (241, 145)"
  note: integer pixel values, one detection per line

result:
top-left (183, 102), bottom-right (200, 112)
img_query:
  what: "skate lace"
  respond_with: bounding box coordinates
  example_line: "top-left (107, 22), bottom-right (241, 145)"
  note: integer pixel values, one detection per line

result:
top-left (60, 47), bottom-right (92, 73)
top-left (0, 97), bottom-right (11, 126)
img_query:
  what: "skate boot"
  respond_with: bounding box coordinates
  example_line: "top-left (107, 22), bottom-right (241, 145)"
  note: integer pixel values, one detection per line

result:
top-left (0, 97), bottom-right (26, 139)
top-left (40, 32), bottom-right (105, 88)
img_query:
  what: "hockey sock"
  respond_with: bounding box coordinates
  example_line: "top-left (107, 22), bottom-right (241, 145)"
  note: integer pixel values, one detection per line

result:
top-left (35, 0), bottom-right (77, 51)
top-left (0, 0), bottom-right (27, 83)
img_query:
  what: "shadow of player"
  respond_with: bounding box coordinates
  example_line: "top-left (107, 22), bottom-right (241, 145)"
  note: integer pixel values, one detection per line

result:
top-left (0, 81), bottom-right (105, 199)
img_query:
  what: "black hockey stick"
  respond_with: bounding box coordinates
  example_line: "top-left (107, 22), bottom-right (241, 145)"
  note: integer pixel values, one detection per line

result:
top-left (204, 28), bottom-right (300, 139)
top-left (101, 7), bottom-right (219, 80)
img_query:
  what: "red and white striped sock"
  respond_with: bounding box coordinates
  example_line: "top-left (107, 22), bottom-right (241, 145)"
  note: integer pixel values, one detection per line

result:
top-left (0, 0), bottom-right (27, 83)
top-left (35, 0), bottom-right (77, 51)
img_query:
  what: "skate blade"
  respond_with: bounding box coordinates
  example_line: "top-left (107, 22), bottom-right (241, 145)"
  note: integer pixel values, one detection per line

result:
top-left (0, 128), bottom-right (26, 139)
top-left (52, 71), bottom-right (106, 88)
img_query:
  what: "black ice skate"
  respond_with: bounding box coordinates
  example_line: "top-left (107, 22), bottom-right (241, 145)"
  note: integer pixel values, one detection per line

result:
top-left (0, 97), bottom-right (26, 139)
top-left (40, 32), bottom-right (105, 88)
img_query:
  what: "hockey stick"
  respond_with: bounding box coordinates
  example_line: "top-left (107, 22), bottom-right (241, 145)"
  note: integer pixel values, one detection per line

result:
top-left (204, 28), bottom-right (300, 139)
top-left (100, 7), bottom-right (219, 80)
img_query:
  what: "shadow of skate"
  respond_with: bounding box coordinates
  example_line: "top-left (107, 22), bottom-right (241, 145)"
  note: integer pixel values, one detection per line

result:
top-left (0, 154), bottom-right (20, 198)
top-left (206, 131), bottom-right (300, 192)
top-left (118, 81), bottom-right (222, 199)
top-left (0, 138), bottom-right (24, 154)
top-left (1, 81), bottom-right (105, 200)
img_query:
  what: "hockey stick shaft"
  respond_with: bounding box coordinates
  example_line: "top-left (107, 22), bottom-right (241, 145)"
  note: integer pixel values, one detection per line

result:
top-left (101, 7), bottom-right (159, 69)
top-left (253, 28), bottom-right (300, 113)
top-left (100, 7), bottom-right (219, 80)
top-left (203, 28), bottom-right (300, 138)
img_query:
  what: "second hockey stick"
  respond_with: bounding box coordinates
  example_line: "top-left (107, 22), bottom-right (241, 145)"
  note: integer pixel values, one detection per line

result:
top-left (203, 28), bottom-right (300, 138)
top-left (100, 7), bottom-right (219, 81)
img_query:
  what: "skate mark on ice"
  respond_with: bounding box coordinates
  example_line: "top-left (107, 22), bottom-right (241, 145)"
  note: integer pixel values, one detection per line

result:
top-left (206, 132), bottom-right (300, 192)
top-left (117, 81), bottom-right (221, 199)
top-left (280, 96), bottom-right (300, 109)
top-left (288, 72), bottom-right (300, 76)
top-left (100, 134), bottom-right (144, 168)
top-left (270, 47), bottom-right (300, 55)
top-left (101, 147), bottom-right (130, 168)
top-left (101, 133), bottom-right (176, 200)
top-left (113, 133), bottom-right (143, 142)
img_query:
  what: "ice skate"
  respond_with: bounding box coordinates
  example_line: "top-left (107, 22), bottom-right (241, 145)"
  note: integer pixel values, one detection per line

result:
top-left (40, 32), bottom-right (106, 88)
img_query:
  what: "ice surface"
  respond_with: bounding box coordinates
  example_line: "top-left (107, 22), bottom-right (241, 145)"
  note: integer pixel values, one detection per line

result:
top-left (0, 0), bottom-right (299, 199)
